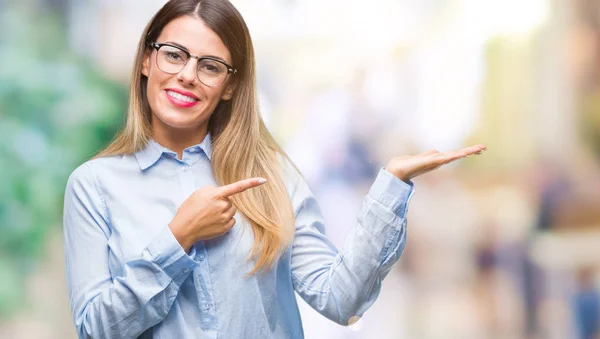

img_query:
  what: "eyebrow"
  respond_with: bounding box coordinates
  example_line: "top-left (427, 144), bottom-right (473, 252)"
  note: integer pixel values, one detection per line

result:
top-left (165, 40), bottom-right (230, 64)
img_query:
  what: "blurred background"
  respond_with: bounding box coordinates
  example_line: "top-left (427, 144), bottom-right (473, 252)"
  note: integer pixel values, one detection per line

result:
top-left (1, 0), bottom-right (599, 338)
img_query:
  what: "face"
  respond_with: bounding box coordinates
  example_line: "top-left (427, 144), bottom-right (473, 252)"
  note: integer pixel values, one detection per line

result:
top-left (141, 15), bottom-right (236, 138)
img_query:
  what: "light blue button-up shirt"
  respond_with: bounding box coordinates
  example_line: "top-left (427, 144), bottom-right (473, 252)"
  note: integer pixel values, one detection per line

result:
top-left (63, 133), bottom-right (414, 339)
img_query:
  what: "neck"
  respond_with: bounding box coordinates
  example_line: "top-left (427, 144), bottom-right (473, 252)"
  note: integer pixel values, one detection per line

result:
top-left (152, 122), bottom-right (208, 160)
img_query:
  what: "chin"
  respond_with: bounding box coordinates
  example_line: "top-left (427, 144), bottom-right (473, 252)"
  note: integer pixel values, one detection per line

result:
top-left (162, 117), bottom-right (201, 130)
top-left (155, 110), bottom-right (206, 130)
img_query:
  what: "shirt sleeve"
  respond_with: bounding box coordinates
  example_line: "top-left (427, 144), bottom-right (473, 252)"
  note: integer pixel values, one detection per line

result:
top-left (289, 167), bottom-right (414, 326)
top-left (63, 163), bottom-right (199, 339)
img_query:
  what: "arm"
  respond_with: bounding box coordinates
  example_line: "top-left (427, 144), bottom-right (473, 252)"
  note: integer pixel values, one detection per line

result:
top-left (63, 163), bottom-right (199, 339)
top-left (289, 143), bottom-right (487, 325)
top-left (290, 168), bottom-right (413, 326)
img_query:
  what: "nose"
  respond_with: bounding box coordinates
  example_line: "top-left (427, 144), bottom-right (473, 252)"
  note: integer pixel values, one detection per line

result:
top-left (176, 58), bottom-right (198, 86)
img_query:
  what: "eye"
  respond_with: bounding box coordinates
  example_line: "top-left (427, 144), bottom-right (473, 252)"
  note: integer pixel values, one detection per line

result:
top-left (166, 52), bottom-right (182, 61)
top-left (159, 46), bottom-right (187, 64)
top-left (199, 60), bottom-right (225, 75)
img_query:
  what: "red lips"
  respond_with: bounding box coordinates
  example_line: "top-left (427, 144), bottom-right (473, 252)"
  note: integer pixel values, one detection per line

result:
top-left (164, 88), bottom-right (200, 108)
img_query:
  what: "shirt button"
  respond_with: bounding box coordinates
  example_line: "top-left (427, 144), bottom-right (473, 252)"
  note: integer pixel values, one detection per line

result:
top-left (183, 268), bottom-right (190, 273)
top-left (198, 254), bottom-right (205, 261)
top-left (203, 303), bottom-right (210, 310)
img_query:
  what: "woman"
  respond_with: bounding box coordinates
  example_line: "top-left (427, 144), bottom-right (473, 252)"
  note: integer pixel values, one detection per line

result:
top-left (63, 0), bottom-right (486, 338)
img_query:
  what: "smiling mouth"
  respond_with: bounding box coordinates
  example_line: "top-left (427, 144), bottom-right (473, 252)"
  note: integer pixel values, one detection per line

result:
top-left (164, 90), bottom-right (200, 108)
top-left (166, 90), bottom-right (198, 103)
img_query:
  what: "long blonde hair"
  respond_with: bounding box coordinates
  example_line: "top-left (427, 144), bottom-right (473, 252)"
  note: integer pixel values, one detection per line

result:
top-left (97, 0), bottom-right (297, 275)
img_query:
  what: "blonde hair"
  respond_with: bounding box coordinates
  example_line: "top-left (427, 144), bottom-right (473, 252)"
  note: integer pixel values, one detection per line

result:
top-left (97, 0), bottom-right (297, 275)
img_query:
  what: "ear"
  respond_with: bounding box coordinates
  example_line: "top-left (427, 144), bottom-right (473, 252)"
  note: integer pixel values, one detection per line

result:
top-left (220, 79), bottom-right (238, 101)
top-left (141, 50), bottom-right (151, 77)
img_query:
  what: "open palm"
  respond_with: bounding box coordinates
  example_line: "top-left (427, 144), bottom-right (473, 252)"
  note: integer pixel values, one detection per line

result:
top-left (385, 144), bottom-right (487, 182)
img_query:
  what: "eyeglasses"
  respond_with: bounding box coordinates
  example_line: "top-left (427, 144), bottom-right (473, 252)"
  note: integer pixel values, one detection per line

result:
top-left (149, 42), bottom-right (237, 87)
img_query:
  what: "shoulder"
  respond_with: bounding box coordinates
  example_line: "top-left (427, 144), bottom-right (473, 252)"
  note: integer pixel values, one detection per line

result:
top-left (274, 152), bottom-right (315, 202)
top-left (65, 154), bottom-right (126, 192)
top-left (275, 152), bottom-right (302, 184)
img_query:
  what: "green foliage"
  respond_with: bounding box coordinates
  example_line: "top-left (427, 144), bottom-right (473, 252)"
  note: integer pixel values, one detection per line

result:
top-left (0, 4), bottom-right (127, 317)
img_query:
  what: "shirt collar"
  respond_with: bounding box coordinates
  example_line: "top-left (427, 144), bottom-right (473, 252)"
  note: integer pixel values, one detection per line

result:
top-left (198, 132), bottom-right (213, 160)
top-left (134, 133), bottom-right (213, 171)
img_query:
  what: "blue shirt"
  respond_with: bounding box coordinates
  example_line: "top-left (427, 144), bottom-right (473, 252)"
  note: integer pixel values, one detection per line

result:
top-left (63, 133), bottom-right (414, 339)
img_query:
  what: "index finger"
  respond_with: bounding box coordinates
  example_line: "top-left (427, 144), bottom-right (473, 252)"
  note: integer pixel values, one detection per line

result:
top-left (454, 144), bottom-right (487, 157)
top-left (218, 177), bottom-right (267, 198)
top-left (435, 144), bottom-right (487, 164)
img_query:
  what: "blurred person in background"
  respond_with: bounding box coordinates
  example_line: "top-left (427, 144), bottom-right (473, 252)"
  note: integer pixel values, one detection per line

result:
top-left (62, 0), bottom-right (486, 338)
top-left (572, 267), bottom-right (600, 339)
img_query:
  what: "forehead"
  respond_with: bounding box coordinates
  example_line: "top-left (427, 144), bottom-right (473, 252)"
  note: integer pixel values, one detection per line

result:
top-left (157, 15), bottom-right (232, 63)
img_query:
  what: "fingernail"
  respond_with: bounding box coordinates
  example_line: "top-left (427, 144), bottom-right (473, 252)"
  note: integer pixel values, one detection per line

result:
top-left (257, 178), bottom-right (267, 184)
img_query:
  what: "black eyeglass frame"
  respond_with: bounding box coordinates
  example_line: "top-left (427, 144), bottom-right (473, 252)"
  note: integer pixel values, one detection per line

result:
top-left (148, 41), bottom-right (237, 85)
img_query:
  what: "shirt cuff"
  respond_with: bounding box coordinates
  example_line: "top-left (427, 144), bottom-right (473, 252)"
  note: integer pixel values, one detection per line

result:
top-left (368, 168), bottom-right (415, 218)
top-left (146, 224), bottom-right (199, 285)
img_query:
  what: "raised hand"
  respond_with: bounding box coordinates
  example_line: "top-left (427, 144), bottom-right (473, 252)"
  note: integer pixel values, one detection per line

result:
top-left (385, 144), bottom-right (487, 182)
top-left (169, 177), bottom-right (267, 252)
